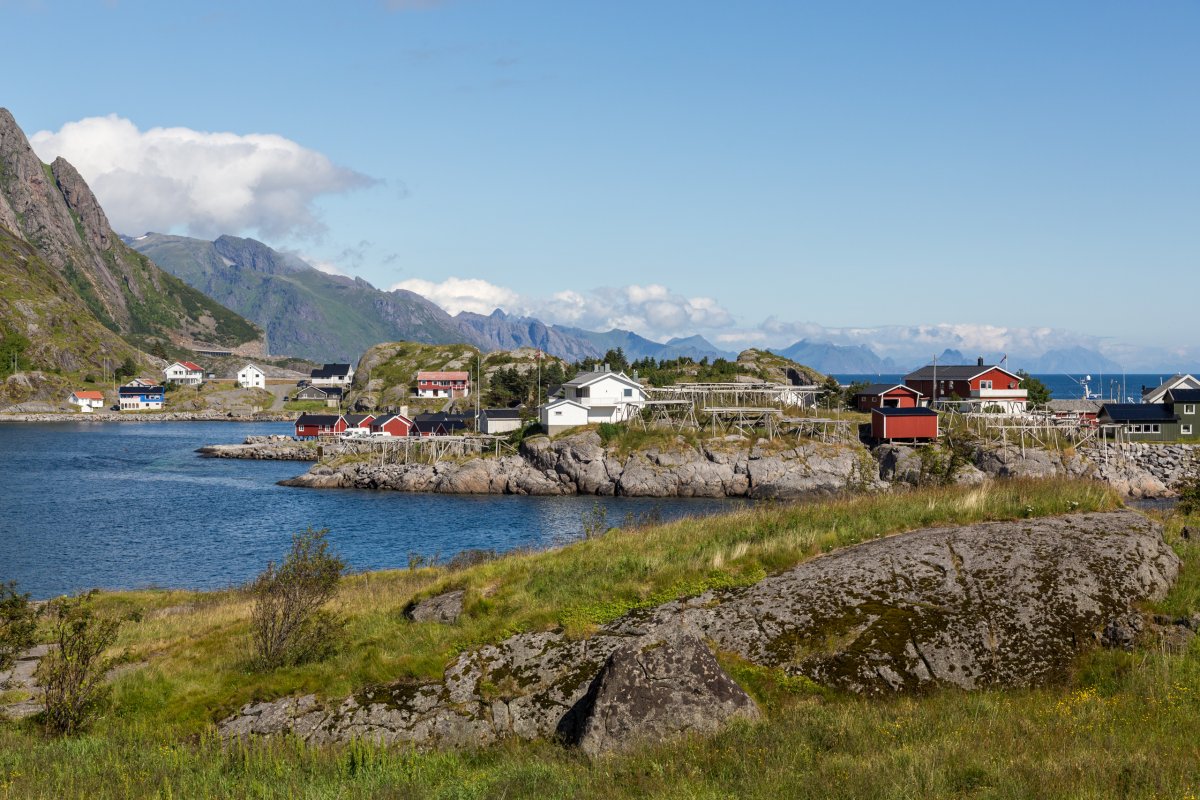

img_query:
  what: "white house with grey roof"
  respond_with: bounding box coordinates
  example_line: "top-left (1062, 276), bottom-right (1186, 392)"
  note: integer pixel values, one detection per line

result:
top-left (539, 366), bottom-right (648, 434)
top-left (1142, 374), bottom-right (1200, 404)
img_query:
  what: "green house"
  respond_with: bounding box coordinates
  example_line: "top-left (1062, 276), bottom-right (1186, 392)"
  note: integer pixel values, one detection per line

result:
top-left (1166, 389), bottom-right (1200, 439)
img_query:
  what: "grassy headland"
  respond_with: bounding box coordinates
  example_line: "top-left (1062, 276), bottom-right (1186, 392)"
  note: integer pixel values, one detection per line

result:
top-left (3, 479), bottom-right (1199, 799)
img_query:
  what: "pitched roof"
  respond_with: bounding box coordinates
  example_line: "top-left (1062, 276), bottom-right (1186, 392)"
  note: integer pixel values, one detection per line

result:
top-left (342, 414), bottom-right (374, 426)
top-left (71, 390), bottom-right (105, 400)
top-left (310, 363), bottom-right (353, 379)
top-left (118, 384), bottom-right (164, 395)
top-left (1099, 404), bottom-right (1179, 423)
top-left (179, 361), bottom-right (203, 372)
top-left (372, 412), bottom-right (412, 427)
top-left (239, 363), bottom-right (264, 373)
top-left (853, 383), bottom-right (922, 397)
top-left (296, 413), bottom-right (343, 426)
top-left (1167, 389), bottom-right (1200, 404)
top-left (416, 371), bottom-right (470, 381)
top-left (1046, 399), bottom-right (1102, 413)
top-left (873, 407), bottom-right (938, 417)
top-left (1143, 374), bottom-right (1200, 399)
top-left (564, 369), bottom-right (642, 389)
top-left (482, 408), bottom-right (522, 419)
top-left (904, 364), bottom-right (1021, 381)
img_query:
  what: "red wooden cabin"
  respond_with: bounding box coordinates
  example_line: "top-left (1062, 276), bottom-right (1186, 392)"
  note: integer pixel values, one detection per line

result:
top-left (871, 407), bottom-right (939, 442)
top-left (852, 383), bottom-right (923, 413)
top-left (295, 413), bottom-right (347, 438)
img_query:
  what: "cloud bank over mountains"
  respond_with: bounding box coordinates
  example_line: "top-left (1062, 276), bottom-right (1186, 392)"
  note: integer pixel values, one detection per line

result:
top-left (391, 275), bottom-right (1193, 371)
top-left (30, 115), bottom-right (373, 240)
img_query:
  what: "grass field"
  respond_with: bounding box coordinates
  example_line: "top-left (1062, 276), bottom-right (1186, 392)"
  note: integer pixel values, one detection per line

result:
top-left (2, 479), bottom-right (1198, 799)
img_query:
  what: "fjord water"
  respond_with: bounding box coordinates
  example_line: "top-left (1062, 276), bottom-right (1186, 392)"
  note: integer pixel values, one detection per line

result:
top-left (0, 422), bottom-right (739, 599)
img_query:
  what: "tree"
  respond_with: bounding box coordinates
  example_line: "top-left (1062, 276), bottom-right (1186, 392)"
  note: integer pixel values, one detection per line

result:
top-left (1017, 370), bottom-right (1052, 409)
top-left (250, 528), bottom-right (347, 670)
top-left (841, 381), bottom-right (872, 409)
top-left (38, 592), bottom-right (121, 735)
top-left (114, 357), bottom-right (139, 383)
top-left (0, 581), bottom-right (37, 672)
top-left (602, 348), bottom-right (629, 372)
top-left (817, 376), bottom-right (844, 409)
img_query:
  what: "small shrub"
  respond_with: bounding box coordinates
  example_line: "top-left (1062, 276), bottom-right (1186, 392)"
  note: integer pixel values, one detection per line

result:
top-left (597, 422), bottom-right (621, 444)
top-left (0, 581), bottom-right (37, 672)
top-left (445, 548), bottom-right (498, 570)
top-left (250, 528), bottom-right (347, 670)
top-left (1175, 455), bottom-right (1200, 515)
top-left (38, 591), bottom-right (120, 735)
top-left (581, 501), bottom-right (610, 539)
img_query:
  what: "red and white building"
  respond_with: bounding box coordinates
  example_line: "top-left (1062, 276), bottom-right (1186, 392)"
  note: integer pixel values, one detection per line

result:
top-left (370, 412), bottom-right (415, 437)
top-left (163, 361), bottom-right (204, 385)
top-left (295, 413), bottom-right (347, 438)
top-left (851, 383), bottom-right (924, 413)
top-left (904, 360), bottom-right (1028, 413)
top-left (416, 371), bottom-right (470, 398)
top-left (871, 407), bottom-right (939, 442)
top-left (68, 390), bottom-right (105, 412)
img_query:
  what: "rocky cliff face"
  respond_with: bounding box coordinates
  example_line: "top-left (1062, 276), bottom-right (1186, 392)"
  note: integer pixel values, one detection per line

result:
top-left (219, 510), bottom-right (1179, 752)
top-left (0, 108), bottom-right (261, 375)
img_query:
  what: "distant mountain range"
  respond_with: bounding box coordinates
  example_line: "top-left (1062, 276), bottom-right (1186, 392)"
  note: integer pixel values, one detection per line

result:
top-left (121, 232), bottom-right (1140, 374)
top-left (127, 233), bottom-right (735, 365)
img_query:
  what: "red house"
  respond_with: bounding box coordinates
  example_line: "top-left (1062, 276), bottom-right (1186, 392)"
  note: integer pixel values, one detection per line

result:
top-left (295, 413), bottom-right (347, 438)
top-left (852, 383), bottom-right (923, 413)
top-left (416, 371), bottom-right (470, 399)
top-left (904, 359), bottom-right (1027, 412)
top-left (343, 413), bottom-right (377, 429)
top-left (872, 407), bottom-right (939, 442)
top-left (370, 412), bottom-right (414, 437)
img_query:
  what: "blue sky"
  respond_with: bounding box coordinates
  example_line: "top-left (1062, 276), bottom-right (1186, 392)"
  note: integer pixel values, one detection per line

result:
top-left (3, 0), bottom-right (1198, 366)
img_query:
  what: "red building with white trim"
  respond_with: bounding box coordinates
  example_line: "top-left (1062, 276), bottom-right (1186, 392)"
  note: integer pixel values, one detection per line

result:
top-left (871, 407), bottom-right (939, 442)
top-left (370, 413), bottom-right (414, 437)
top-left (852, 383), bottom-right (924, 413)
top-left (904, 359), bottom-right (1027, 412)
top-left (416, 371), bottom-right (470, 398)
top-left (295, 413), bottom-right (347, 438)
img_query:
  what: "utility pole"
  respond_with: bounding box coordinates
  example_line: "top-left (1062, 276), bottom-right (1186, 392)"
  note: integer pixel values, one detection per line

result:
top-left (932, 354), bottom-right (938, 409)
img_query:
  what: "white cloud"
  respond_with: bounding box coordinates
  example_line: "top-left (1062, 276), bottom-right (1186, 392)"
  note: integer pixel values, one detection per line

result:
top-left (30, 114), bottom-right (374, 239)
top-left (391, 277), bottom-right (524, 316)
top-left (390, 276), bottom-right (735, 341)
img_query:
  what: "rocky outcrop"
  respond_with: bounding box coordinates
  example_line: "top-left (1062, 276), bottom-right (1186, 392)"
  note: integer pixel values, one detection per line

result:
top-left (574, 629), bottom-right (761, 756)
top-left (278, 431), bottom-right (883, 499)
top-left (1078, 443), bottom-right (1198, 498)
top-left (406, 590), bottom-right (465, 625)
top-left (218, 510), bottom-right (1177, 751)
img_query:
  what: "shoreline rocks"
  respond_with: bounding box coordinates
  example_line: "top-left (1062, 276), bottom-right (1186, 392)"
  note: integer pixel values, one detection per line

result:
top-left (218, 510), bottom-right (1178, 752)
top-left (0, 411), bottom-right (296, 424)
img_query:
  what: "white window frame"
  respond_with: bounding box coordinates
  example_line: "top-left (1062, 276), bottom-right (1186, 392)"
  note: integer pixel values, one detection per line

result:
top-left (1186, 404), bottom-right (1196, 415)
top-left (1183, 424), bottom-right (1193, 436)
top-left (979, 380), bottom-right (993, 390)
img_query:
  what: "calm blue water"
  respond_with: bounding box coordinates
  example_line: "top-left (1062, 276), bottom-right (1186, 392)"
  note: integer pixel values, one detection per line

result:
top-left (832, 373), bottom-right (1174, 403)
top-left (0, 422), bottom-right (741, 599)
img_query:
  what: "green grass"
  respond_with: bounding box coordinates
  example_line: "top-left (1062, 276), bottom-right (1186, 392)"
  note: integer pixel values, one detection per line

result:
top-left (5, 479), bottom-right (1199, 799)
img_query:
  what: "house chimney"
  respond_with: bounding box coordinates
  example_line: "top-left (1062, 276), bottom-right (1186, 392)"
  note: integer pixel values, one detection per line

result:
top-left (400, 405), bottom-right (409, 418)
top-left (977, 356), bottom-right (984, 367)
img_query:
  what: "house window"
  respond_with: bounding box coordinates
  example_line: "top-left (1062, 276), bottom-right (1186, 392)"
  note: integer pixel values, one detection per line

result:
top-left (980, 380), bottom-right (993, 390)
top-left (1186, 405), bottom-right (1196, 415)
top-left (1184, 425), bottom-right (1193, 436)
top-left (623, 388), bottom-right (632, 397)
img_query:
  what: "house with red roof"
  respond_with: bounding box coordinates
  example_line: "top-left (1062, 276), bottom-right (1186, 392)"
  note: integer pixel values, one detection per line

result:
top-left (68, 390), bottom-right (105, 412)
top-left (416, 371), bottom-right (470, 398)
top-left (163, 361), bottom-right (204, 386)
top-left (904, 358), bottom-right (1028, 413)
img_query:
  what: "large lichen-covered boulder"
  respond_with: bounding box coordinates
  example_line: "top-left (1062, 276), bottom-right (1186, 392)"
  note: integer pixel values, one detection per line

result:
top-left (575, 630), bottom-right (761, 756)
top-left (667, 509), bottom-right (1179, 693)
top-left (219, 510), bottom-right (1178, 748)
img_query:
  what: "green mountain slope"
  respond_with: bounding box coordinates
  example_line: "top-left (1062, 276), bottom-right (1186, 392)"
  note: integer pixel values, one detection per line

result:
top-left (128, 233), bottom-right (470, 363)
top-left (0, 108), bottom-right (261, 362)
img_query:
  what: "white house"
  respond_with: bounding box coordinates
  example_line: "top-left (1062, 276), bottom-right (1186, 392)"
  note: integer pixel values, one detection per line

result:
top-left (237, 363), bottom-right (266, 389)
top-left (479, 408), bottom-right (522, 435)
top-left (538, 367), bottom-right (648, 434)
top-left (68, 390), bottom-right (105, 412)
top-left (310, 363), bottom-right (355, 388)
top-left (540, 399), bottom-right (590, 435)
top-left (163, 361), bottom-right (204, 385)
top-left (1143, 374), bottom-right (1200, 404)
